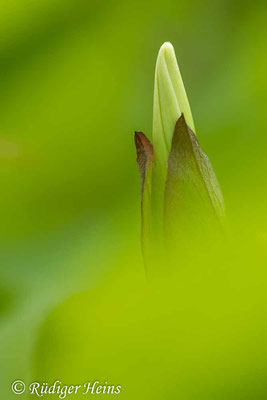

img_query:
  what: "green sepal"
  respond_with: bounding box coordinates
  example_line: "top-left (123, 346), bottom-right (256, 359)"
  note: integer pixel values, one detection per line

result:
top-left (164, 114), bottom-right (225, 249)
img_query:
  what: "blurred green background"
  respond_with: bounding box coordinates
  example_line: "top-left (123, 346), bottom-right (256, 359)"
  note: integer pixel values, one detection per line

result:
top-left (0, 0), bottom-right (267, 398)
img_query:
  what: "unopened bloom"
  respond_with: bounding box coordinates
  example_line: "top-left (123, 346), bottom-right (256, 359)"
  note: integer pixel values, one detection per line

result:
top-left (153, 42), bottom-right (195, 176)
top-left (135, 42), bottom-right (224, 271)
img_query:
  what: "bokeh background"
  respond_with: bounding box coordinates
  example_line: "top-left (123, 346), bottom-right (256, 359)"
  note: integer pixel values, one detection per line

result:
top-left (0, 0), bottom-right (267, 398)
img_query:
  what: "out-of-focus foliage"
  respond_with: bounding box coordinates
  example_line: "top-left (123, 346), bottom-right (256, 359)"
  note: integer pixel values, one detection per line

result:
top-left (0, 0), bottom-right (267, 398)
top-left (34, 237), bottom-right (267, 399)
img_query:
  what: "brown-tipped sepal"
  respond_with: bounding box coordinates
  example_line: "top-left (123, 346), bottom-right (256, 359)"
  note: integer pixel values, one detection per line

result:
top-left (134, 132), bottom-right (154, 267)
top-left (135, 132), bottom-right (154, 195)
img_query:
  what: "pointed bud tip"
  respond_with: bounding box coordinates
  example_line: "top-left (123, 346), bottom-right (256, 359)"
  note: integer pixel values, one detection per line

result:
top-left (159, 41), bottom-right (174, 52)
top-left (157, 42), bottom-right (175, 63)
top-left (159, 42), bottom-right (174, 51)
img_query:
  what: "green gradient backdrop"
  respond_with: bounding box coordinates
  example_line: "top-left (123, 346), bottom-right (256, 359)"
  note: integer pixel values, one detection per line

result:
top-left (0, 0), bottom-right (267, 398)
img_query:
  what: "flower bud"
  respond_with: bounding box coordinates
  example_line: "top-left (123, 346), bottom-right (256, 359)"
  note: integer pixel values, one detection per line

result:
top-left (153, 42), bottom-right (195, 173)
